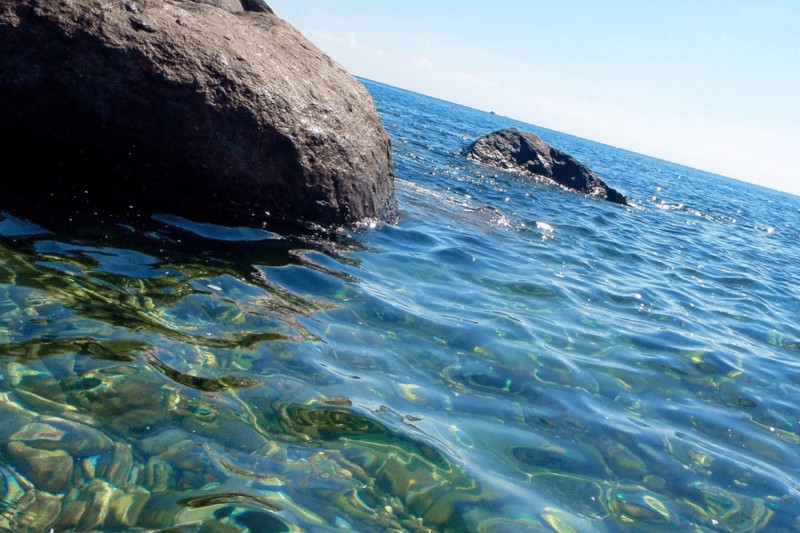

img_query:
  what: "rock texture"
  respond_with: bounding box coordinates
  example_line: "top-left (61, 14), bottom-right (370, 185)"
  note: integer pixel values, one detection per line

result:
top-left (466, 128), bottom-right (627, 205)
top-left (0, 0), bottom-right (396, 228)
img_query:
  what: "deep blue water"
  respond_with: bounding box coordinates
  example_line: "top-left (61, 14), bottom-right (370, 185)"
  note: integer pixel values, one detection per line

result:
top-left (1, 78), bottom-right (799, 531)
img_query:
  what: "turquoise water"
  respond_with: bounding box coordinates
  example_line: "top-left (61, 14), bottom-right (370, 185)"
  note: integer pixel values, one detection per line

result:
top-left (1, 79), bottom-right (799, 531)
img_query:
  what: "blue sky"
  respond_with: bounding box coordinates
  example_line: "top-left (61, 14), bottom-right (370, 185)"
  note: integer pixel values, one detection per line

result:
top-left (269, 1), bottom-right (800, 197)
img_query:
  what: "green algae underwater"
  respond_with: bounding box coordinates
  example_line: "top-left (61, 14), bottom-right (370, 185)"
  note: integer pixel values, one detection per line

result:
top-left (1, 79), bottom-right (800, 531)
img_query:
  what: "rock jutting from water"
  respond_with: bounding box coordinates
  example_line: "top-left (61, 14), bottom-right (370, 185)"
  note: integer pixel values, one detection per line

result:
top-left (465, 128), bottom-right (628, 205)
top-left (0, 0), bottom-right (397, 229)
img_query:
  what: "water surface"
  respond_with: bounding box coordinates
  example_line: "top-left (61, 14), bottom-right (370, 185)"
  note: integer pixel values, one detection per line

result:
top-left (1, 79), bottom-right (799, 531)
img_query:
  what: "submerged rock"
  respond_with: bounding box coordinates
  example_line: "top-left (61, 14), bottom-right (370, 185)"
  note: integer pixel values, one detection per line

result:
top-left (11, 416), bottom-right (114, 457)
top-left (5, 441), bottom-right (74, 493)
top-left (4, 488), bottom-right (63, 531)
top-left (0, 0), bottom-right (396, 228)
top-left (466, 128), bottom-right (628, 204)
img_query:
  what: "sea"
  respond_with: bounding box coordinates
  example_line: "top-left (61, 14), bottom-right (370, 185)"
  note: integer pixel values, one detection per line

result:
top-left (1, 78), bottom-right (799, 532)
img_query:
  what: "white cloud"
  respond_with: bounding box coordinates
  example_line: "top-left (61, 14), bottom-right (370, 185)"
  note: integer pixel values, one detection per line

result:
top-left (412, 56), bottom-right (434, 72)
top-left (306, 29), bottom-right (358, 50)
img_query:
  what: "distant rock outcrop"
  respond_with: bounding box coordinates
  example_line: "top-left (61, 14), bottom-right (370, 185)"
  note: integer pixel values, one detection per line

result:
top-left (466, 128), bottom-right (627, 205)
top-left (0, 0), bottom-right (396, 228)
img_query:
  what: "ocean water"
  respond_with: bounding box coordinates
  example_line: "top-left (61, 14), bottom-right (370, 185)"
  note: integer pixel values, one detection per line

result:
top-left (1, 78), bottom-right (799, 532)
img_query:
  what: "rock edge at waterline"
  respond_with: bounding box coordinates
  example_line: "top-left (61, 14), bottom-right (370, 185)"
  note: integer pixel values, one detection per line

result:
top-left (466, 128), bottom-right (628, 205)
top-left (0, 0), bottom-right (397, 229)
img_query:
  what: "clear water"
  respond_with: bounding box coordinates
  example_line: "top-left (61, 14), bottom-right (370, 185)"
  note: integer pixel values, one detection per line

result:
top-left (1, 78), bottom-right (799, 532)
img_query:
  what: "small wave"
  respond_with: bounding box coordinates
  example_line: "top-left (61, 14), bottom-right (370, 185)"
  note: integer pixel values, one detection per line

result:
top-left (0, 211), bottom-right (51, 237)
top-left (152, 213), bottom-right (279, 242)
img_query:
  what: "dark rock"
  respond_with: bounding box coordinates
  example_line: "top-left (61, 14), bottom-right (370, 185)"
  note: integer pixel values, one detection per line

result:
top-left (240, 0), bottom-right (274, 13)
top-left (191, 0), bottom-right (272, 13)
top-left (0, 0), bottom-right (396, 229)
top-left (466, 128), bottom-right (627, 205)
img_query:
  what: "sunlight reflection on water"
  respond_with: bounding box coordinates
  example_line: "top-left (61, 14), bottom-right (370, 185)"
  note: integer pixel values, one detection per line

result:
top-left (0, 80), bottom-right (799, 531)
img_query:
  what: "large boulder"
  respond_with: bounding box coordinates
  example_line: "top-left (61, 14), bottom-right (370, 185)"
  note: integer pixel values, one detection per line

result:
top-left (466, 128), bottom-right (627, 205)
top-left (0, 0), bottom-right (396, 228)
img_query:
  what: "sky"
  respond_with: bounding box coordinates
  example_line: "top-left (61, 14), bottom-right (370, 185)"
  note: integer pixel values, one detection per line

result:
top-left (268, 1), bottom-right (800, 198)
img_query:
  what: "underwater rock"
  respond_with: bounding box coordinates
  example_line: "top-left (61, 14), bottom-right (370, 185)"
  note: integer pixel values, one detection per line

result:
top-left (56, 481), bottom-right (151, 529)
top-left (466, 128), bottom-right (628, 204)
top-left (4, 488), bottom-right (62, 531)
top-left (143, 457), bottom-right (174, 493)
top-left (149, 440), bottom-right (228, 490)
top-left (73, 479), bottom-right (120, 529)
top-left (96, 442), bottom-right (135, 487)
top-left (138, 428), bottom-right (193, 457)
top-left (0, 392), bottom-right (36, 439)
top-left (0, 0), bottom-right (396, 229)
top-left (5, 441), bottom-right (74, 493)
top-left (107, 485), bottom-right (151, 528)
top-left (606, 486), bottom-right (677, 525)
top-left (11, 416), bottom-right (113, 457)
top-left (512, 445), bottom-right (608, 479)
top-left (596, 437), bottom-right (647, 480)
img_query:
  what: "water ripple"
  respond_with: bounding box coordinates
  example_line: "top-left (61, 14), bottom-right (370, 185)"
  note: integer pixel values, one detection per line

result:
top-left (1, 81), bottom-right (799, 531)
